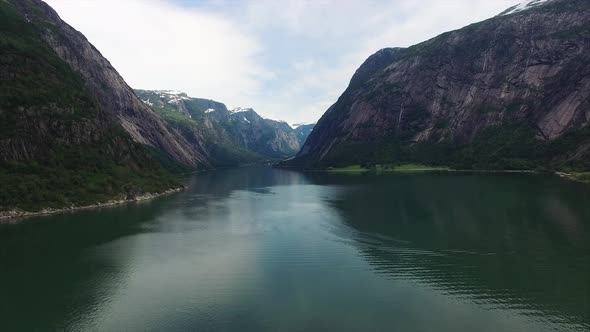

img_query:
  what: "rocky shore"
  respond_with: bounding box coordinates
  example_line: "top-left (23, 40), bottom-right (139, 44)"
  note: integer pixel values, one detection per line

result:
top-left (0, 187), bottom-right (184, 222)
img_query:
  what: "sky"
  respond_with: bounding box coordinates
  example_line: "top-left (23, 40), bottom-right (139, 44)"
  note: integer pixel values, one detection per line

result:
top-left (45, 0), bottom-right (520, 125)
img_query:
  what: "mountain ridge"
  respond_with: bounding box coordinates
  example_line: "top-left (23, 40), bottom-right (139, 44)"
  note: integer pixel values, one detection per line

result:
top-left (135, 89), bottom-right (308, 165)
top-left (499, 0), bottom-right (554, 16)
top-left (285, 0), bottom-right (590, 171)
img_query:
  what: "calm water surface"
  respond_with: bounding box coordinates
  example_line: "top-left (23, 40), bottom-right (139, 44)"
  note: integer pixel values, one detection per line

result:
top-left (1, 167), bottom-right (589, 332)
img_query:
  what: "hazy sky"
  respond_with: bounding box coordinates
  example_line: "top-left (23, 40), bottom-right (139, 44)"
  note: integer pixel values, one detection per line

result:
top-left (45, 0), bottom-right (519, 124)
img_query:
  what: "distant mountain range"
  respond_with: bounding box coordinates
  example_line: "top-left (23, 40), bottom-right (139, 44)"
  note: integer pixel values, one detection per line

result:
top-left (285, 0), bottom-right (589, 171)
top-left (135, 90), bottom-right (314, 165)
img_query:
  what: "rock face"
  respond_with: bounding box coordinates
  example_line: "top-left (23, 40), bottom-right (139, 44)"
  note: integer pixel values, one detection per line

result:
top-left (0, 0), bottom-right (201, 211)
top-left (224, 108), bottom-right (301, 160)
top-left (2, 0), bottom-right (208, 168)
top-left (293, 124), bottom-right (316, 146)
top-left (290, 0), bottom-right (590, 170)
top-left (136, 90), bottom-right (302, 164)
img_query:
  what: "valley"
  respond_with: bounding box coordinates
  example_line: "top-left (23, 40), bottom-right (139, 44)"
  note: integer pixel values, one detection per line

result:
top-left (0, 1), bottom-right (589, 331)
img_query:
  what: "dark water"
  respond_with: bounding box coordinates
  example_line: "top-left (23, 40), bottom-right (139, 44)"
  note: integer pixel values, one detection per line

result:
top-left (1, 167), bottom-right (589, 332)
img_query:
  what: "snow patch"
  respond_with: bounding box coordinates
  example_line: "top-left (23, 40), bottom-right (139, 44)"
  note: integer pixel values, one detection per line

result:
top-left (262, 117), bottom-right (285, 123)
top-left (291, 122), bottom-right (314, 129)
top-left (243, 117), bottom-right (251, 124)
top-left (230, 107), bottom-right (253, 113)
top-left (142, 98), bottom-right (153, 106)
top-left (167, 96), bottom-right (190, 105)
top-left (500, 0), bottom-right (552, 16)
top-left (205, 108), bottom-right (216, 114)
top-left (155, 90), bottom-right (191, 105)
top-left (159, 90), bottom-right (184, 95)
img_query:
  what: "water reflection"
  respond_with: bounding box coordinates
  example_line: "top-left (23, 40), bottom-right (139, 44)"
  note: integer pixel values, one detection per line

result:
top-left (0, 202), bottom-right (173, 331)
top-left (318, 172), bottom-right (590, 330)
top-left (0, 167), bottom-right (588, 332)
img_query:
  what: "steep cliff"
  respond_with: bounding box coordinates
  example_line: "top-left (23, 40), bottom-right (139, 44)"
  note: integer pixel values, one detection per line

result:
top-left (289, 0), bottom-right (590, 170)
top-left (293, 123), bottom-right (316, 146)
top-left (0, 0), bottom-right (204, 211)
top-left (225, 108), bottom-right (301, 160)
top-left (4, 0), bottom-right (208, 167)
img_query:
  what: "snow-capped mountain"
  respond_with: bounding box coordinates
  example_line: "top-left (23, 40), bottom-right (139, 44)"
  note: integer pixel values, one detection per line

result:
top-left (135, 89), bottom-right (303, 163)
top-left (155, 90), bottom-right (191, 104)
top-left (499, 0), bottom-right (553, 16)
top-left (229, 107), bottom-right (254, 114)
top-left (290, 123), bottom-right (313, 129)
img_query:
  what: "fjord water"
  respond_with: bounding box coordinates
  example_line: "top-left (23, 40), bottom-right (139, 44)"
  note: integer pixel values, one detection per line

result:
top-left (1, 168), bottom-right (589, 332)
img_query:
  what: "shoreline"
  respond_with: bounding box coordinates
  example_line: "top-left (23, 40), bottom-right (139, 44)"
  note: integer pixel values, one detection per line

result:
top-left (0, 187), bottom-right (185, 222)
top-left (306, 166), bottom-right (590, 184)
top-left (0, 163), bottom-right (274, 222)
top-left (1, 167), bottom-right (586, 222)
top-left (294, 167), bottom-right (540, 174)
top-left (555, 171), bottom-right (590, 184)
top-left (277, 164), bottom-right (586, 180)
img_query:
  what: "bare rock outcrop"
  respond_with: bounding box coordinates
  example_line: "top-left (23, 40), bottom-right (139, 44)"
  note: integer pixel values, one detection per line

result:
top-left (290, 0), bottom-right (590, 170)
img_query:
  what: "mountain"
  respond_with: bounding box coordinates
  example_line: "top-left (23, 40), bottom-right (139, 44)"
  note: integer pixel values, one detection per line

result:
top-left (0, 0), bottom-right (209, 212)
top-left (499, 0), bottom-right (553, 16)
top-left (292, 123), bottom-right (316, 145)
top-left (286, 0), bottom-right (590, 171)
top-left (135, 90), bottom-right (302, 164)
top-left (224, 108), bottom-right (301, 160)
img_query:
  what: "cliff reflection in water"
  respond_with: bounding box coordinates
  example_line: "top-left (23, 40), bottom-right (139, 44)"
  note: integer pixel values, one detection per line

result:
top-left (0, 168), bottom-right (588, 332)
top-left (317, 172), bottom-right (590, 329)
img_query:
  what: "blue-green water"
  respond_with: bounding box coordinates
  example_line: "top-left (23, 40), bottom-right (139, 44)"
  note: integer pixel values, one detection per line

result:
top-left (1, 167), bottom-right (589, 331)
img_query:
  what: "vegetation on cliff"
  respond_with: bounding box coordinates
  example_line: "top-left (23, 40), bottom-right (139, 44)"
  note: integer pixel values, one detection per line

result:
top-left (0, 1), bottom-right (182, 212)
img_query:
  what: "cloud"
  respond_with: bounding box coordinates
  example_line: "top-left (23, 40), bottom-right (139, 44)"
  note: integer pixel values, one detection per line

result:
top-left (235, 0), bottom-right (518, 124)
top-left (45, 0), bottom-right (272, 107)
top-left (292, 59), bottom-right (315, 72)
top-left (45, 0), bottom-right (519, 124)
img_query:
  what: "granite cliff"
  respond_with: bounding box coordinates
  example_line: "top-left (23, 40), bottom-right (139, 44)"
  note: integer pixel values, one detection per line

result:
top-left (0, 0), bottom-right (206, 211)
top-left (288, 0), bottom-right (590, 170)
